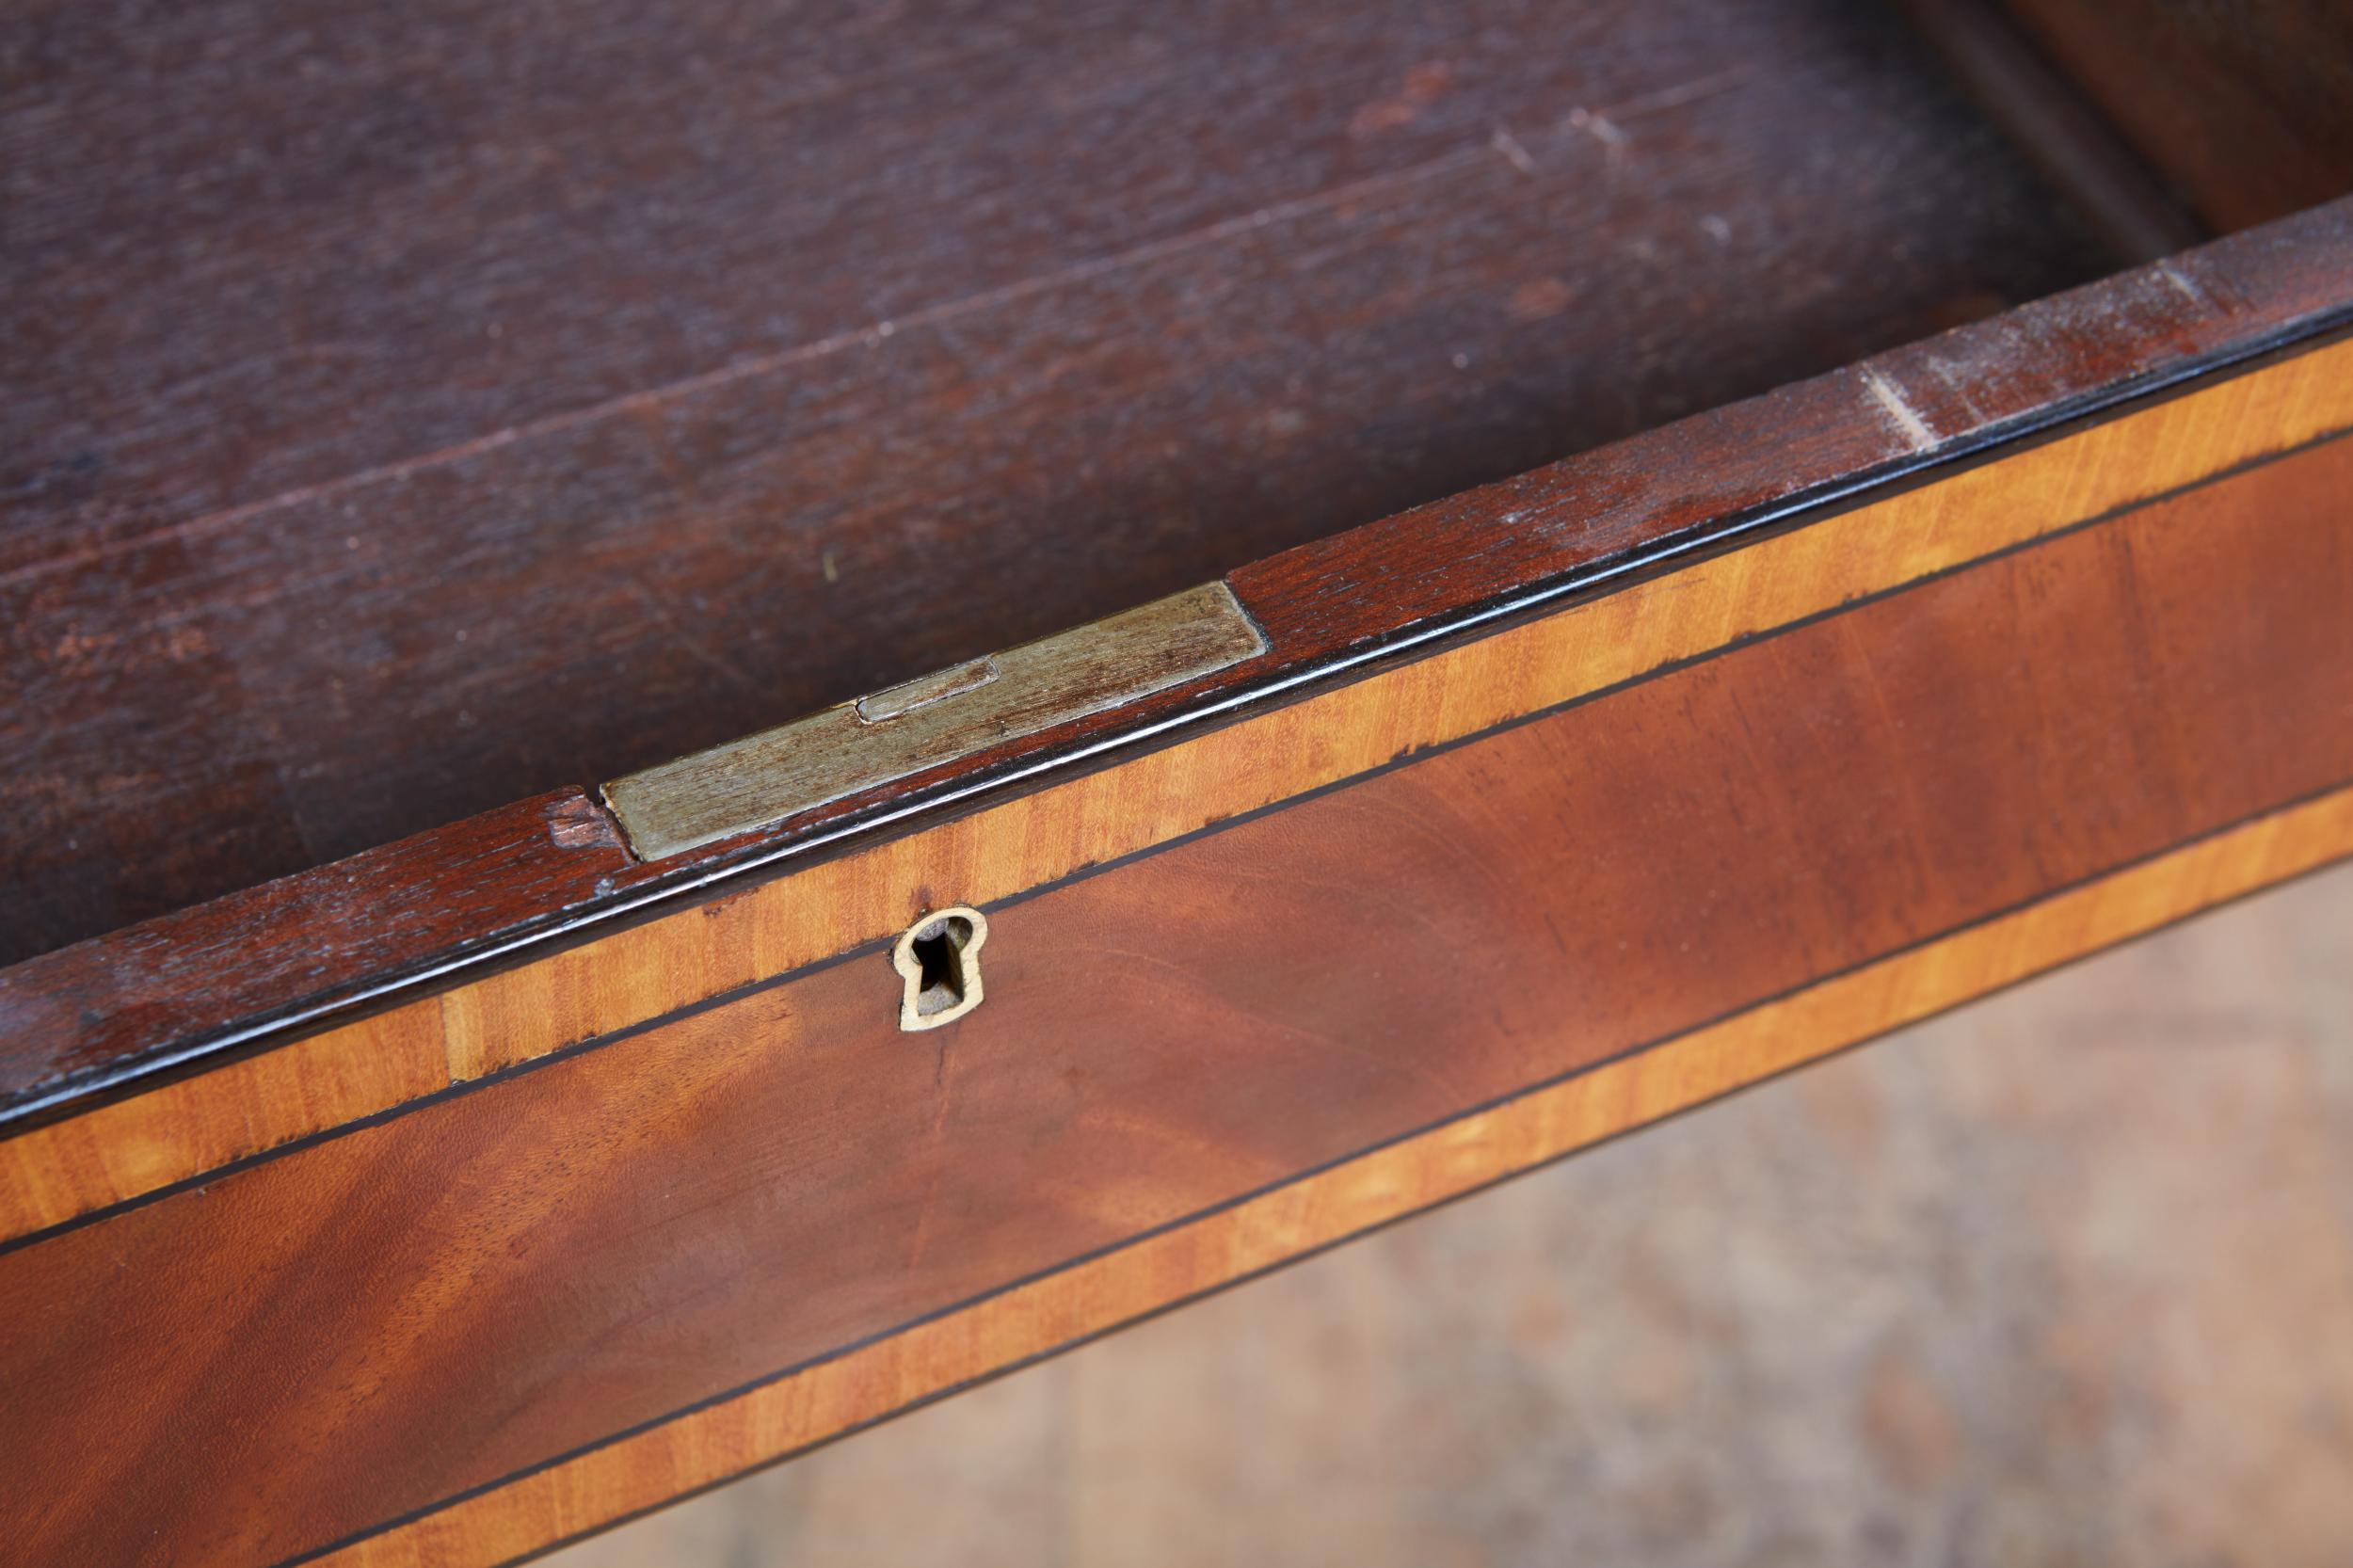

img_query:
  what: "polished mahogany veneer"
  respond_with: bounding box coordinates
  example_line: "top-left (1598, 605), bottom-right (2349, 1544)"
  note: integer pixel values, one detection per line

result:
top-left (7, 3), bottom-right (2353, 1564)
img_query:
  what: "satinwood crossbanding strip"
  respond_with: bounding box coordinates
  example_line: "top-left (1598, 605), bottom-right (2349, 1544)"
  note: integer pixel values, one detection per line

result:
top-left (4, 335), bottom-right (2349, 1242)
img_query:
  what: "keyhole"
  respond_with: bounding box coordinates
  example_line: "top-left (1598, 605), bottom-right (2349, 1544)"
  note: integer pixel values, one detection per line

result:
top-left (892, 906), bottom-right (989, 1031)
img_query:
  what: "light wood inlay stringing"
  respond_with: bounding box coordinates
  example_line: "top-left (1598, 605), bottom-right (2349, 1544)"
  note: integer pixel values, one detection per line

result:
top-left (2, 335), bottom-right (2348, 1242)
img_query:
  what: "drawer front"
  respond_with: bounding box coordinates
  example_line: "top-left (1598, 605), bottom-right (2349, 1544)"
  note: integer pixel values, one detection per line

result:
top-left (5, 425), bottom-right (2351, 1566)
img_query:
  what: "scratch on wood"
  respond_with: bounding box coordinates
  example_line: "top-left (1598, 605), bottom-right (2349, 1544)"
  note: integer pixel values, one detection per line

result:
top-left (2156, 261), bottom-right (2216, 311)
top-left (1860, 367), bottom-right (1937, 452)
top-left (1566, 106), bottom-right (1630, 150)
top-left (1602, 62), bottom-right (1756, 122)
top-left (1490, 126), bottom-right (1538, 176)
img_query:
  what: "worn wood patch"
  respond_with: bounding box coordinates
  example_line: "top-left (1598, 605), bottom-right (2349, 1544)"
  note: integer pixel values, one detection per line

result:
top-left (602, 583), bottom-right (1267, 860)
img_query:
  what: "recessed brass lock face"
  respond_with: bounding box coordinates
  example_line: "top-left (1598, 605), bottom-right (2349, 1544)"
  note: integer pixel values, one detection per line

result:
top-left (600, 582), bottom-right (1265, 861)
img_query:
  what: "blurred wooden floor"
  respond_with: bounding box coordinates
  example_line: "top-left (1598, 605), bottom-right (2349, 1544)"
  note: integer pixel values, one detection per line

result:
top-left (551, 860), bottom-right (2353, 1567)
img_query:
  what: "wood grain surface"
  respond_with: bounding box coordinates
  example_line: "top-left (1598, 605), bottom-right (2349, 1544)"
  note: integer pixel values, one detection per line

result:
top-left (6, 207), bottom-right (2350, 1140)
top-left (2003, 0), bottom-right (2353, 231)
top-left (1897, 0), bottom-right (2203, 264)
top-left (2, 428), bottom-right (2347, 1566)
top-left (18, 191), bottom-right (2353, 1125)
top-left (0, 0), bottom-right (2120, 968)
top-left (548, 861), bottom-right (2353, 1568)
top-left (6, 329), bottom-right (2348, 1238)
top-left (8, 13), bottom-right (2349, 1563)
top-left (346, 790), bottom-right (2353, 1568)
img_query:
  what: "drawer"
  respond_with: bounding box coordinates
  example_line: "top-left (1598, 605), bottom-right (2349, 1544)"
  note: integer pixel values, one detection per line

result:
top-left (4, 1), bottom-right (2351, 1561)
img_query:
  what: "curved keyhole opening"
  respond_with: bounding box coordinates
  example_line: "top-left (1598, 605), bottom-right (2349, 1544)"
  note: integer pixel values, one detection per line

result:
top-left (892, 906), bottom-right (989, 1031)
top-left (910, 917), bottom-right (972, 1010)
